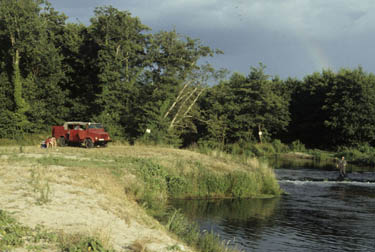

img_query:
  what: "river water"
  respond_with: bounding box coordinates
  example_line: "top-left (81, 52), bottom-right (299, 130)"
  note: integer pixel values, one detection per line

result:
top-left (170, 162), bottom-right (375, 251)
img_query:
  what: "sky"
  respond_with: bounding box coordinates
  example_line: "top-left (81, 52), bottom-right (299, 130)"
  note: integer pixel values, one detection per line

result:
top-left (48, 0), bottom-right (375, 79)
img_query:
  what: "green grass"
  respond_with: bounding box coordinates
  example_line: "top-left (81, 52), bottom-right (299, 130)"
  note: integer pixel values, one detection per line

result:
top-left (4, 149), bottom-right (281, 204)
top-left (0, 209), bottom-right (114, 252)
top-left (163, 209), bottom-right (241, 252)
top-left (0, 132), bottom-right (50, 146)
top-left (336, 147), bottom-right (375, 167)
top-left (0, 210), bottom-right (57, 251)
top-left (57, 232), bottom-right (114, 252)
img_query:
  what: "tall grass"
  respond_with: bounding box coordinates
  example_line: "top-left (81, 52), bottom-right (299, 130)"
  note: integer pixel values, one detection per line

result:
top-left (131, 158), bottom-right (280, 210)
top-left (337, 144), bottom-right (375, 166)
top-left (163, 209), bottom-right (241, 252)
top-left (0, 132), bottom-right (49, 146)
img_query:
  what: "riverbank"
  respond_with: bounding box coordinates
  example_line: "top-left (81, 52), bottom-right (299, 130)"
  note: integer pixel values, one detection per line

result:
top-left (0, 144), bottom-right (280, 251)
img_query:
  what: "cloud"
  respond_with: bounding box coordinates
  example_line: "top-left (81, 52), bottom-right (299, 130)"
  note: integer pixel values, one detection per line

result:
top-left (47, 0), bottom-right (375, 78)
top-left (123, 0), bottom-right (374, 38)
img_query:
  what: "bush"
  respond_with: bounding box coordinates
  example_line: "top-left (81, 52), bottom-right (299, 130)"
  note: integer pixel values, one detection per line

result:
top-left (167, 175), bottom-right (188, 197)
top-left (230, 172), bottom-right (260, 198)
top-left (336, 144), bottom-right (375, 166)
top-left (271, 139), bottom-right (290, 153)
top-left (290, 140), bottom-right (306, 152)
top-left (133, 159), bottom-right (169, 210)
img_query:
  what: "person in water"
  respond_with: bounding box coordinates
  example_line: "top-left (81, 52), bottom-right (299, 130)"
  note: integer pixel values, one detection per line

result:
top-left (337, 156), bottom-right (347, 178)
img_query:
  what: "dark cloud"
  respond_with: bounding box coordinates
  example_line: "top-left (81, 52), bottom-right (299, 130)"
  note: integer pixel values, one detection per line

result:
top-left (48, 0), bottom-right (375, 79)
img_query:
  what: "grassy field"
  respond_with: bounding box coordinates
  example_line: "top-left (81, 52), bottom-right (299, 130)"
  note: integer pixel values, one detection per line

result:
top-left (0, 143), bottom-right (281, 251)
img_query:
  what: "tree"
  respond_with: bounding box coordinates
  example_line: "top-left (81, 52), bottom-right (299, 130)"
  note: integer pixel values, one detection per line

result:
top-left (89, 6), bottom-right (151, 140)
top-left (198, 80), bottom-right (234, 148)
top-left (199, 64), bottom-right (290, 146)
top-left (0, 0), bottom-right (69, 134)
top-left (143, 30), bottom-right (219, 145)
top-left (0, 0), bottom-right (40, 134)
top-left (287, 70), bottom-right (332, 148)
top-left (323, 67), bottom-right (375, 146)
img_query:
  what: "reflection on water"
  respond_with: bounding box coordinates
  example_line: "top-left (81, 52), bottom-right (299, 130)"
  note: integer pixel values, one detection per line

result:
top-left (171, 198), bottom-right (279, 221)
top-left (170, 167), bottom-right (375, 251)
top-left (170, 197), bottom-right (280, 250)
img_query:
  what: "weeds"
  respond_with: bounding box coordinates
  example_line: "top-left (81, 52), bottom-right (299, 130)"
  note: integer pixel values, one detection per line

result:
top-left (57, 232), bottom-right (114, 252)
top-left (163, 209), bottom-right (240, 252)
top-left (128, 238), bottom-right (151, 252)
top-left (29, 165), bottom-right (53, 205)
top-left (0, 209), bottom-right (113, 252)
top-left (131, 158), bottom-right (280, 210)
top-left (0, 210), bottom-right (57, 251)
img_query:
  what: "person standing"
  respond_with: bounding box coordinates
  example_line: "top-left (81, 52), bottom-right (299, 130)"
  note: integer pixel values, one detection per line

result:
top-left (337, 156), bottom-right (347, 178)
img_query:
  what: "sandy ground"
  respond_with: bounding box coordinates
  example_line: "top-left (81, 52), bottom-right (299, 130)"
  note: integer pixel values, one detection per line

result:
top-left (0, 152), bottom-right (191, 252)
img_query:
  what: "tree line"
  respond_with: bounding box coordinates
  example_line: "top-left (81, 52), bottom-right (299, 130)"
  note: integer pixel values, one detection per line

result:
top-left (1, 0), bottom-right (375, 150)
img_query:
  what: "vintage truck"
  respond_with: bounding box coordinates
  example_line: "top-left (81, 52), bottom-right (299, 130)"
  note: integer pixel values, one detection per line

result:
top-left (52, 122), bottom-right (111, 148)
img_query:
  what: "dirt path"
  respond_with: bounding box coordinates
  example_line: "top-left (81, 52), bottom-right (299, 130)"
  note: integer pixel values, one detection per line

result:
top-left (0, 153), bottom-right (190, 251)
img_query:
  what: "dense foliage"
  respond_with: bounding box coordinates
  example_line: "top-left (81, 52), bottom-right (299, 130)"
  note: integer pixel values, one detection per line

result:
top-left (1, 0), bottom-right (375, 150)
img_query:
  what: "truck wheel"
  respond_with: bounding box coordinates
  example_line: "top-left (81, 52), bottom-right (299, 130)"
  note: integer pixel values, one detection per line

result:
top-left (84, 138), bottom-right (94, 148)
top-left (57, 137), bottom-right (66, 147)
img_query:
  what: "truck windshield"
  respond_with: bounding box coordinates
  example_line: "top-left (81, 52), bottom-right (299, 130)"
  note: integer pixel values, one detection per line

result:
top-left (88, 123), bottom-right (103, 129)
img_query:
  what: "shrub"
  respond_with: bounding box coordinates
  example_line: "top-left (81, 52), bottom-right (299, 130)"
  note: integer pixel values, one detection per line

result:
top-left (290, 140), bottom-right (306, 152)
top-left (271, 139), bottom-right (289, 153)
top-left (230, 172), bottom-right (260, 198)
top-left (166, 175), bottom-right (188, 198)
top-left (58, 233), bottom-right (114, 252)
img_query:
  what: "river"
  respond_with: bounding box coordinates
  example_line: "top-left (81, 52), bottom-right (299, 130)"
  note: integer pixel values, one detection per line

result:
top-left (170, 161), bottom-right (375, 251)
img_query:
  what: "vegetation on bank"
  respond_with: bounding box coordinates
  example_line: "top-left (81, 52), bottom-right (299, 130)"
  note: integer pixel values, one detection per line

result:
top-left (0, 144), bottom-right (280, 251)
top-left (3, 131), bottom-right (375, 167)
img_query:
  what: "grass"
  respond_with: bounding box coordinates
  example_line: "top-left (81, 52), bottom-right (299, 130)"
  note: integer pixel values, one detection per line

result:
top-left (2, 145), bottom-right (281, 202)
top-left (57, 232), bottom-right (114, 252)
top-left (336, 144), bottom-right (375, 167)
top-left (128, 238), bottom-right (152, 252)
top-left (0, 132), bottom-right (49, 146)
top-left (29, 165), bottom-right (53, 205)
top-left (162, 209), bottom-right (241, 252)
top-left (0, 209), bottom-right (58, 251)
top-left (0, 144), bottom-right (282, 252)
top-left (0, 209), bottom-right (116, 252)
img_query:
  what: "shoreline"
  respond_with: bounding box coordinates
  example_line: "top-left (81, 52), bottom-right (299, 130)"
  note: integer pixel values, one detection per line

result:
top-left (0, 145), bottom-right (280, 251)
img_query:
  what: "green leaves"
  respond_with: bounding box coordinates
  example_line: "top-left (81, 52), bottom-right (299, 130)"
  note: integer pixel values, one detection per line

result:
top-left (200, 64), bottom-right (290, 145)
top-left (323, 67), bottom-right (375, 146)
top-left (288, 67), bottom-right (375, 148)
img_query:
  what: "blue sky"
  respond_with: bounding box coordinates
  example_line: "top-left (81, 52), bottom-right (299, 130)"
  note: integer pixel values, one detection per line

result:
top-left (48, 0), bottom-right (375, 79)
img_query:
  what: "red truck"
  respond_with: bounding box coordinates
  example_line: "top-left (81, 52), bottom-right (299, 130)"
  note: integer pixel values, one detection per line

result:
top-left (52, 122), bottom-right (111, 148)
